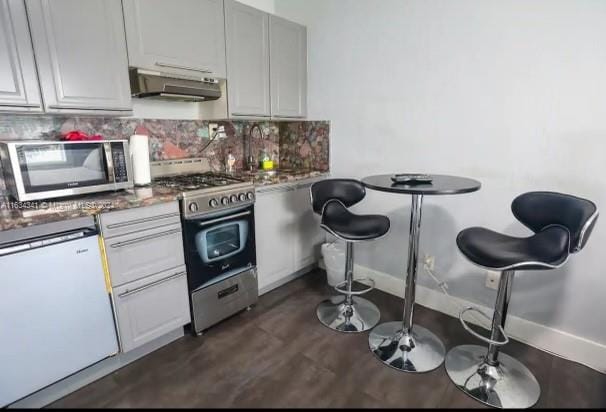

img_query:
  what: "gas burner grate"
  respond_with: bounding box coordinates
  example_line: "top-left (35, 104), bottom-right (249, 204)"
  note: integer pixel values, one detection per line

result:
top-left (153, 172), bottom-right (246, 191)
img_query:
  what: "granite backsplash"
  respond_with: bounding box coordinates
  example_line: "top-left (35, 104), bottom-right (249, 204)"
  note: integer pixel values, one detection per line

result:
top-left (0, 115), bottom-right (329, 191)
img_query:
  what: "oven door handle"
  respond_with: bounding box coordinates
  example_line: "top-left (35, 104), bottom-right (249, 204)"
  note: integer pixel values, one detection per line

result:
top-left (196, 211), bottom-right (251, 227)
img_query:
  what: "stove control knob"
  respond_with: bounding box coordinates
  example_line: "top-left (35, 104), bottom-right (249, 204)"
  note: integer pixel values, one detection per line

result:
top-left (246, 191), bottom-right (255, 200)
top-left (189, 202), bottom-right (199, 213)
top-left (238, 193), bottom-right (247, 202)
top-left (209, 198), bottom-right (219, 208)
top-left (221, 196), bottom-right (229, 206)
top-left (230, 194), bottom-right (238, 203)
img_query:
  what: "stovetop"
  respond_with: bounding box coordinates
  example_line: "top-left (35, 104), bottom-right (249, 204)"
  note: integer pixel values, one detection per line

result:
top-left (153, 172), bottom-right (255, 219)
top-left (153, 172), bottom-right (246, 192)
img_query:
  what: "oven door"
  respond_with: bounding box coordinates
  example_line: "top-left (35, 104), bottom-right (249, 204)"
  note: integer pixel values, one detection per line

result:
top-left (182, 205), bottom-right (256, 292)
top-left (10, 142), bottom-right (112, 198)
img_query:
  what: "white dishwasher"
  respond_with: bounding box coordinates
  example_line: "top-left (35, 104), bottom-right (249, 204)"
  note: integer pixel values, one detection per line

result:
top-left (0, 216), bottom-right (119, 407)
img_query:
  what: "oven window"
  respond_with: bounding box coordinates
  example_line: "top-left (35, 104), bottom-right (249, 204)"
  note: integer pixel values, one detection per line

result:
top-left (195, 220), bottom-right (248, 263)
top-left (17, 143), bottom-right (109, 193)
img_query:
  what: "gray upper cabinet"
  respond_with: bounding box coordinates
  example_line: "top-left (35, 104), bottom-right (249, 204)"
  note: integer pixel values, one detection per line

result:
top-left (0, 0), bottom-right (42, 112)
top-left (26, 0), bottom-right (132, 114)
top-left (225, 0), bottom-right (270, 118)
top-left (269, 15), bottom-right (307, 118)
top-left (123, 0), bottom-right (226, 79)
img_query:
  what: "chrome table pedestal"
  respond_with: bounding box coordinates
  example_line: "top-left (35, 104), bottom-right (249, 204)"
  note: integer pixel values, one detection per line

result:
top-left (368, 194), bottom-right (445, 372)
top-left (362, 174), bottom-right (481, 373)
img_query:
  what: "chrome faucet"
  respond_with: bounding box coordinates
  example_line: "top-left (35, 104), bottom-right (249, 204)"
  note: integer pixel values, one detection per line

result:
top-left (246, 123), bottom-right (263, 172)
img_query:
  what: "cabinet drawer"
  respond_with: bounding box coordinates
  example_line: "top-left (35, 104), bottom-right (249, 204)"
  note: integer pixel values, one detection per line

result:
top-left (99, 201), bottom-right (181, 239)
top-left (105, 223), bottom-right (185, 287)
top-left (113, 267), bottom-right (190, 352)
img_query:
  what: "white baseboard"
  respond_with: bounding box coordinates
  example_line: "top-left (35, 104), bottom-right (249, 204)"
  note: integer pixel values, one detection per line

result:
top-left (354, 264), bottom-right (606, 373)
top-left (259, 263), bottom-right (317, 296)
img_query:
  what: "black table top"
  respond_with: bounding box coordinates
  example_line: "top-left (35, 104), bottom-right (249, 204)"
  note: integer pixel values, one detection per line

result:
top-left (362, 174), bottom-right (481, 195)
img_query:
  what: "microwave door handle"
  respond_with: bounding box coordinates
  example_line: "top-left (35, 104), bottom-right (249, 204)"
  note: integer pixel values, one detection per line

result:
top-left (103, 143), bottom-right (115, 183)
top-left (196, 211), bottom-right (251, 227)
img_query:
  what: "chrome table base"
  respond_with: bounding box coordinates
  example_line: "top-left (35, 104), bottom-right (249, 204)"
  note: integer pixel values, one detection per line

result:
top-left (369, 194), bottom-right (446, 373)
top-left (316, 295), bottom-right (380, 333)
top-left (369, 321), bottom-right (445, 372)
top-left (445, 345), bottom-right (540, 409)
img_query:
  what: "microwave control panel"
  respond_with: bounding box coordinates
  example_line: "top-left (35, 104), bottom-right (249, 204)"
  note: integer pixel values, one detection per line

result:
top-left (111, 143), bottom-right (129, 183)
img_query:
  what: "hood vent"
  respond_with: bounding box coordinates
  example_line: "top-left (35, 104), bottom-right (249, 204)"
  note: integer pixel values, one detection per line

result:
top-left (129, 68), bottom-right (222, 102)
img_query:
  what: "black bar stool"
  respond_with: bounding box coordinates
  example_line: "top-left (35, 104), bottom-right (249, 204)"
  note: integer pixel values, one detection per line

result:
top-left (311, 179), bottom-right (390, 333)
top-left (446, 191), bottom-right (598, 409)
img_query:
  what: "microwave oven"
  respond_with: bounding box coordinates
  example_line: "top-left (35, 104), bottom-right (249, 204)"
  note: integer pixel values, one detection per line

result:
top-left (0, 140), bottom-right (133, 201)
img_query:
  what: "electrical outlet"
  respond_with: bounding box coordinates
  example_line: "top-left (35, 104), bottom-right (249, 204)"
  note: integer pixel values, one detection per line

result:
top-left (424, 254), bottom-right (435, 271)
top-left (208, 123), bottom-right (227, 139)
top-left (208, 123), bottom-right (218, 137)
top-left (485, 270), bottom-right (500, 290)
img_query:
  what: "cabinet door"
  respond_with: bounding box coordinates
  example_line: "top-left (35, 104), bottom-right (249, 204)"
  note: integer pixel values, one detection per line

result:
top-left (254, 188), bottom-right (296, 291)
top-left (123, 0), bottom-right (226, 78)
top-left (269, 15), bottom-right (307, 118)
top-left (25, 0), bottom-right (132, 114)
top-left (113, 267), bottom-right (190, 352)
top-left (0, 0), bottom-right (42, 112)
top-left (292, 183), bottom-right (324, 271)
top-left (225, 0), bottom-right (270, 117)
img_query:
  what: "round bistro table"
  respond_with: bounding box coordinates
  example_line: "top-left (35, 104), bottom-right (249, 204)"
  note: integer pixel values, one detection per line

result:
top-left (362, 174), bottom-right (481, 373)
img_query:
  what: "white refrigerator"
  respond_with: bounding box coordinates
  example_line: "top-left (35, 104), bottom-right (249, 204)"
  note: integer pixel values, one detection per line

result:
top-left (0, 228), bottom-right (119, 407)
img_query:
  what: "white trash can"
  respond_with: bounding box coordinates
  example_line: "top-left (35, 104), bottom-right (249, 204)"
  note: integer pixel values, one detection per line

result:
top-left (321, 241), bottom-right (346, 287)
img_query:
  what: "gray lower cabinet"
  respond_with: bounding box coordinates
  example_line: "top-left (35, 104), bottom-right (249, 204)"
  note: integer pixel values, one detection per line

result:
top-left (123, 0), bottom-right (226, 79)
top-left (113, 267), bottom-right (190, 353)
top-left (269, 15), bottom-right (307, 118)
top-left (255, 180), bottom-right (323, 293)
top-left (100, 201), bottom-right (191, 353)
top-left (25, 0), bottom-right (132, 114)
top-left (0, 0), bottom-right (42, 112)
top-left (225, 0), bottom-right (270, 118)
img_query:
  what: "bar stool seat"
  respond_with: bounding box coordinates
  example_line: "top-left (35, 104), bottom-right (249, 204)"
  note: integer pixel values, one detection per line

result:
top-left (311, 179), bottom-right (390, 333)
top-left (321, 200), bottom-right (390, 241)
top-left (456, 226), bottom-right (570, 270)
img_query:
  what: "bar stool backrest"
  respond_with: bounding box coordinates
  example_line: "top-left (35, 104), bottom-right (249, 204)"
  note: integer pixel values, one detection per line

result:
top-left (511, 191), bottom-right (598, 253)
top-left (310, 179), bottom-right (366, 214)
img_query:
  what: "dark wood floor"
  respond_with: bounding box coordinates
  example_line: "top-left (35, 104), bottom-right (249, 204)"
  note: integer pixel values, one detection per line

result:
top-left (50, 270), bottom-right (606, 409)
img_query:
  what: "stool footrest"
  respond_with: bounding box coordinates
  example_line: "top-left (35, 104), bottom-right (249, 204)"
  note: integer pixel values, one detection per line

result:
top-left (459, 306), bottom-right (509, 346)
top-left (334, 277), bottom-right (375, 296)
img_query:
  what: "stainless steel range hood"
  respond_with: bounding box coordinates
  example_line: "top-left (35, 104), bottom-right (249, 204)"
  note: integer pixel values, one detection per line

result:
top-left (128, 68), bottom-right (222, 102)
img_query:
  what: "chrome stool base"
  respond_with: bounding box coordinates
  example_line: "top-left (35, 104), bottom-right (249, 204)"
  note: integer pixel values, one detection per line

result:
top-left (445, 344), bottom-right (540, 409)
top-left (369, 321), bottom-right (445, 373)
top-left (316, 295), bottom-right (380, 333)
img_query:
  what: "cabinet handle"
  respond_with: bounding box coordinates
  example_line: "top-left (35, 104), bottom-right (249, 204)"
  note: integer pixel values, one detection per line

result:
top-left (117, 271), bottom-right (186, 298)
top-left (106, 212), bottom-right (180, 229)
top-left (231, 113), bottom-right (271, 118)
top-left (155, 62), bottom-right (212, 74)
top-left (109, 228), bottom-right (181, 249)
top-left (0, 103), bottom-right (41, 108)
top-left (47, 105), bottom-right (132, 112)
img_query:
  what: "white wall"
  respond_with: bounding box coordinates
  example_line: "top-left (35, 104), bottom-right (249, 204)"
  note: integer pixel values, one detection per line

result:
top-left (275, 0), bottom-right (606, 350)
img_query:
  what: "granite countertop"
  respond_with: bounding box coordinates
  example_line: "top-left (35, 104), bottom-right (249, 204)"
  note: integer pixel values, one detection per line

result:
top-left (0, 170), bottom-right (329, 233)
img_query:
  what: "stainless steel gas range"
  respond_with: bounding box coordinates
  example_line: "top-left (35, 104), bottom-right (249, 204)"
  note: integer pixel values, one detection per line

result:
top-left (152, 160), bottom-right (258, 335)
